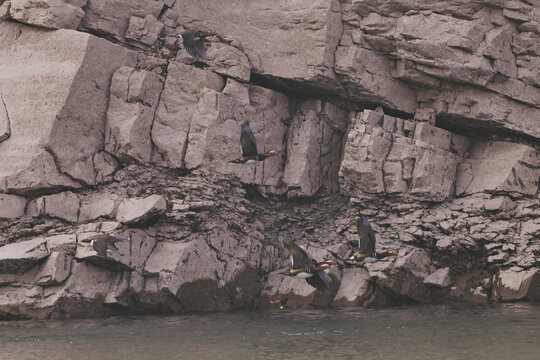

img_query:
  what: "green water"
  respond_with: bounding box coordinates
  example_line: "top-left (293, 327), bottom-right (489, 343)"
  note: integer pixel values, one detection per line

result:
top-left (1, 304), bottom-right (539, 360)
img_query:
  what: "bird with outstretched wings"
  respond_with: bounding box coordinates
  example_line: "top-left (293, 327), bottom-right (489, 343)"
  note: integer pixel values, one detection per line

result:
top-left (283, 239), bottom-right (334, 292)
top-left (357, 215), bottom-right (376, 254)
top-left (240, 122), bottom-right (259, 158)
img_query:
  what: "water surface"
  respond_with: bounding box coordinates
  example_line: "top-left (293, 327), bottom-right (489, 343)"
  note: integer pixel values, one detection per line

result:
top-left (1, 304), bottom-right (539, 360)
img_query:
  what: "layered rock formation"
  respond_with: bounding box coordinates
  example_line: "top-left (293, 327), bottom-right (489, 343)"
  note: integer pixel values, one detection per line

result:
top-left (0, 0), bottom-right (538, 319)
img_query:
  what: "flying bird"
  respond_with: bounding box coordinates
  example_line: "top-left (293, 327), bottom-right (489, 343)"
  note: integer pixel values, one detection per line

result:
top-left (177, 29), bottom-right (217, 59)
top-left (178, 28), bottom-right (244, 58)
top-left (349, 215), bottom-right (397, 263)
top-left (90, 234), bottom-right (132, 258)
top-left (228, 121), bottom-right (280, 164)
top-left (283, 239), bottom-right (335, 292)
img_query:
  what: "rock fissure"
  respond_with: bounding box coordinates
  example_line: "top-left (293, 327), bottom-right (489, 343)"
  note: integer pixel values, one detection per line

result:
top-left (0, 91), bottom-right (11, 143)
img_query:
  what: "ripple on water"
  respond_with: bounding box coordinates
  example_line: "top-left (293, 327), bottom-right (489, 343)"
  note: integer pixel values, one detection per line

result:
top-left (0, 304), bottom-right (539, 360)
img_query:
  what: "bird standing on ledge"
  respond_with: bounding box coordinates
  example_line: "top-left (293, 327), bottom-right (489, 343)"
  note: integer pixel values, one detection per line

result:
top-left (349, 215), bottom-right (397, 264)
top-left (283, 239), bottom-right (335, 292)
top-left (90, 234), bottom-right (132, 258)
top-left (229, 121), bottom-right (280, 164)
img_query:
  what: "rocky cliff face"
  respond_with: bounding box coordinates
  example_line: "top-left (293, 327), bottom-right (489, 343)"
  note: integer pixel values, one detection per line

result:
top-left (0, 0), bottom-right (539, 319)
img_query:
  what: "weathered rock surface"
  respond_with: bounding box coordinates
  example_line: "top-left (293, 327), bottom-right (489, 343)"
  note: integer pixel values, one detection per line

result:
top-left (0, 91), bottom-right (10, 143)
top-left (333, 267), bottom-right (371, 306)
top-left (10, 0), bottom-right (84, 30)
top-left (116, 195), bottom-right (166, 225)
top-left (0, 0), bottom-right (539, 320)
top-left (0, 194), bottom-right (26, 219)
top-left (493, 269), bottom-right (540, 301)
top-left (0, 238), bottom-right (48, 274)
top-left (424, 267), bottom-right (451, 288)
top-left (105, 66), bottom-right (164, 163)
top-left (0, 21), bottom-right (134, 194)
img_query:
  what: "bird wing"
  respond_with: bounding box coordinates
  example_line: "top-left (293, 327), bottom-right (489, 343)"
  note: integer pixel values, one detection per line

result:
top-left (305, 273), bottom-right (329, 292)
top-left (182, 30), bottom-right (206, 59)
top-left (92, 239), bottom-right (108, 257)
top-left (358, 216), bottom-right (376, 254)
top-left (318, 269), bottom-right (332, 284)
top-left (286, 241), bottom-right (310, 270)
top-left (240, 122), bottom-right (259, 157)
top-left (184, 42), bottom-right (206, 59)
top-left (192, 40), bottom-right (207, 59)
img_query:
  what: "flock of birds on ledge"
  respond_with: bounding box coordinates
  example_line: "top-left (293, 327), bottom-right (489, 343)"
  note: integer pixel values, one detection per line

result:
top-left (88, 28), bottom-right (399, 306)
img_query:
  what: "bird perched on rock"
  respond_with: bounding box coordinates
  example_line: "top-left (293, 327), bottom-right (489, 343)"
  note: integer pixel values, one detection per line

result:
top-left (90, 234), bottom-right (132, 258)
top-left (228, 121), bottom-right (280, 164)
top-left (283, 239), bottom-right (335, 292)
top-left (177, 29), bottom-right (217, 59)
top-left (349, 215), bottom-right (397, 264)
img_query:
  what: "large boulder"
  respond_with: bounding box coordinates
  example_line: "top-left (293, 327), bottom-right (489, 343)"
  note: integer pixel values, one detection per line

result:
top-left (456, 141), bottom-right (539, 197)
top-left (0, 22), bottom-right (134, 194)
top-left (340, 110), bottom-right (462, 202)
top-left (333, 267), bottom-right (372, 306)
top-left (105, 66), bottom-right (164, 163)
top-left (150, 62), bottom-right (225, 169)
top-left (9, 0), bottom-right (84, 30)
top-left (0, 237), bottom-right (49, 274)
top-left (283, 101), bottom-right (347, 196)
top-left (367, 248), bottom-right (434, 304)
top-left (493, 268), bottom-right (540, 302)
top-left (80, 0), bottom-right (165, 42)
top-left (173, 0), bottom-right (342, 88)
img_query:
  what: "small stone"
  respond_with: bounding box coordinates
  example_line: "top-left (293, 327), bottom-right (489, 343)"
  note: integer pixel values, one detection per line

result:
top-left (502, 243), bottom-right (516, 251)
top-left (436, 237), bottom-right (453, 249)
top-left (488, 252), bottom-right (507, 263)
top-left (116, 195), bottom-right (166, 224)
top-left (485, 197), bottom-right (515, 212)
top-left (424, 267), bottom-right (451, 288)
